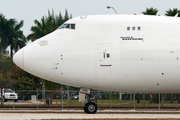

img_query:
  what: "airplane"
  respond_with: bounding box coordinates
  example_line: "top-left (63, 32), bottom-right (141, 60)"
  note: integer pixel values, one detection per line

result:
top-left (13, 14), bottom-right (180, 114)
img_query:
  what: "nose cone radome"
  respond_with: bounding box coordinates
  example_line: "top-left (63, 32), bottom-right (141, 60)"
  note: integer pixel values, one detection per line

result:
top-left (13, 48), bottom-right (24, 69)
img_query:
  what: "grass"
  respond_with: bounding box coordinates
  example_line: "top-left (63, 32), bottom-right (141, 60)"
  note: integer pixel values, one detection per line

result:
top-left (2, 99), bottom-right (180, 108)
top-left (51, 99), bottom-right (180, 107)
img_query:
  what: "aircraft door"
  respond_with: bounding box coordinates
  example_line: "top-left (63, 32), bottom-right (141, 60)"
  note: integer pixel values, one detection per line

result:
top-left (100, 45), bottom-right (112, 66)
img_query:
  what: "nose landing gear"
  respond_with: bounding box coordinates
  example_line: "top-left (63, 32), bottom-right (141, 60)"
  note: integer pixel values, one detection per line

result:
top-left (84, 102), bottom-right (97, 114)
top-left (83, 94), bottom-right (98, 114)
top-left (79, 88), bottom-right (98, 114)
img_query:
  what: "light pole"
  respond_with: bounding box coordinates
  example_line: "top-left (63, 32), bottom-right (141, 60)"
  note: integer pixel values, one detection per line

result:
top-left (107, 6), bottom-right (118, 14)
top-left (40, 82), bottom-right (43, 100)
top-left (40, 82), bottom-right (45, 100)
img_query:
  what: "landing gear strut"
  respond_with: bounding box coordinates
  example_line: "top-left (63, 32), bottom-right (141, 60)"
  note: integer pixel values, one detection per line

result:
top-left (84, 94), bottom-right (98, 114)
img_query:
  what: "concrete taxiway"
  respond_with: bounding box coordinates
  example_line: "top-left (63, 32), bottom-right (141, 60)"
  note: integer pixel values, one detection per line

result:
top-left (0, 113), bottom-right (180, 120)
top-left (0, 109), bottom-right (180, 120)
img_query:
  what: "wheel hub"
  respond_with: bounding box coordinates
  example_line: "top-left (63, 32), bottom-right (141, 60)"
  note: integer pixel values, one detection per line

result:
top-left (88, 104), bottom-right (95, 112)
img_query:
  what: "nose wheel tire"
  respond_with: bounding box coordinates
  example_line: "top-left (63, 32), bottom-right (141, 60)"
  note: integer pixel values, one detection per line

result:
top-left (84, 102), bottom-right (97, 114)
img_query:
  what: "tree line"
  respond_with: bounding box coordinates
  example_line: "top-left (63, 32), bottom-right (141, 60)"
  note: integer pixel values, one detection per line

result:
top-left (0, 9), bottom-right (72, 58)
top-left (142, 7), bottom-right (180, 16)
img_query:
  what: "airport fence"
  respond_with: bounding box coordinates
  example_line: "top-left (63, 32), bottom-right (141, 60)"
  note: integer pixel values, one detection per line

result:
top-left (0, 90), bottom-right (180, 110)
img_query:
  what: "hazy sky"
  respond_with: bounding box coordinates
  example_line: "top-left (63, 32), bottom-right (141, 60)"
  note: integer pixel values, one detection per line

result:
top-left (1, 0), bottom-right (180, 36)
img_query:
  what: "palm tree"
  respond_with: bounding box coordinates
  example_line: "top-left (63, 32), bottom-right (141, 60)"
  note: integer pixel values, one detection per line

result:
top-left (142, 7), bottom-right (158, 15)
top-left (47, 9), bottom-right (72, 30)
top-left (0, 15), bottom-right (15, 59)
top-left (64, 9), bottom-right (70, 22)
top-left (9, 20), bottom-right (26, 58)
top-left (14, 36), bottom-right (26, 52)
top-left (27, 16), bottom-right (53, 41)
top-left (49, 10), bottom-right (63, 29)
top-left (0, 15), bottom-right (25, 58)
top-left (0, 15), bottom-right (7, 57)
top-left (165, 8), bottom-right (180, 17)
top-left (27, 9), bottom-right (72, 42)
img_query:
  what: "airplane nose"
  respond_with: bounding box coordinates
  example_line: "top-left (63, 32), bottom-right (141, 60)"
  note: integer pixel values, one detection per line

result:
top-left (13, 48), bottom-right (24, 69)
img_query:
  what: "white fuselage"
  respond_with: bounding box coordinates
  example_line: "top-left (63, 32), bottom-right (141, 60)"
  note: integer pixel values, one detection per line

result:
top-left (13, 15), bottom-right (180, 93)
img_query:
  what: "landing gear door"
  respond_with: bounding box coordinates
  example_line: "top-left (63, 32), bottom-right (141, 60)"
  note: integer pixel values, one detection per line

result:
top-left (100, 45), bottom-right (112, 66)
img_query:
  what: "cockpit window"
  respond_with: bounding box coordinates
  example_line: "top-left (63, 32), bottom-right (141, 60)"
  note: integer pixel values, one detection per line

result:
top-left (58, 24), bottom-right (67, 29)
top-left (58, 23), bottom-right (75, 30)
top-left (65, 24), bottom-right (70, 29)
top-left (71, 24), bottom-right (75, 29)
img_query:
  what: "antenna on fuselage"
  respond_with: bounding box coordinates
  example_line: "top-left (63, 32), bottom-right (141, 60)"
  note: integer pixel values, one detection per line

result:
top-left (107, 6), bottom-right (118, 14)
